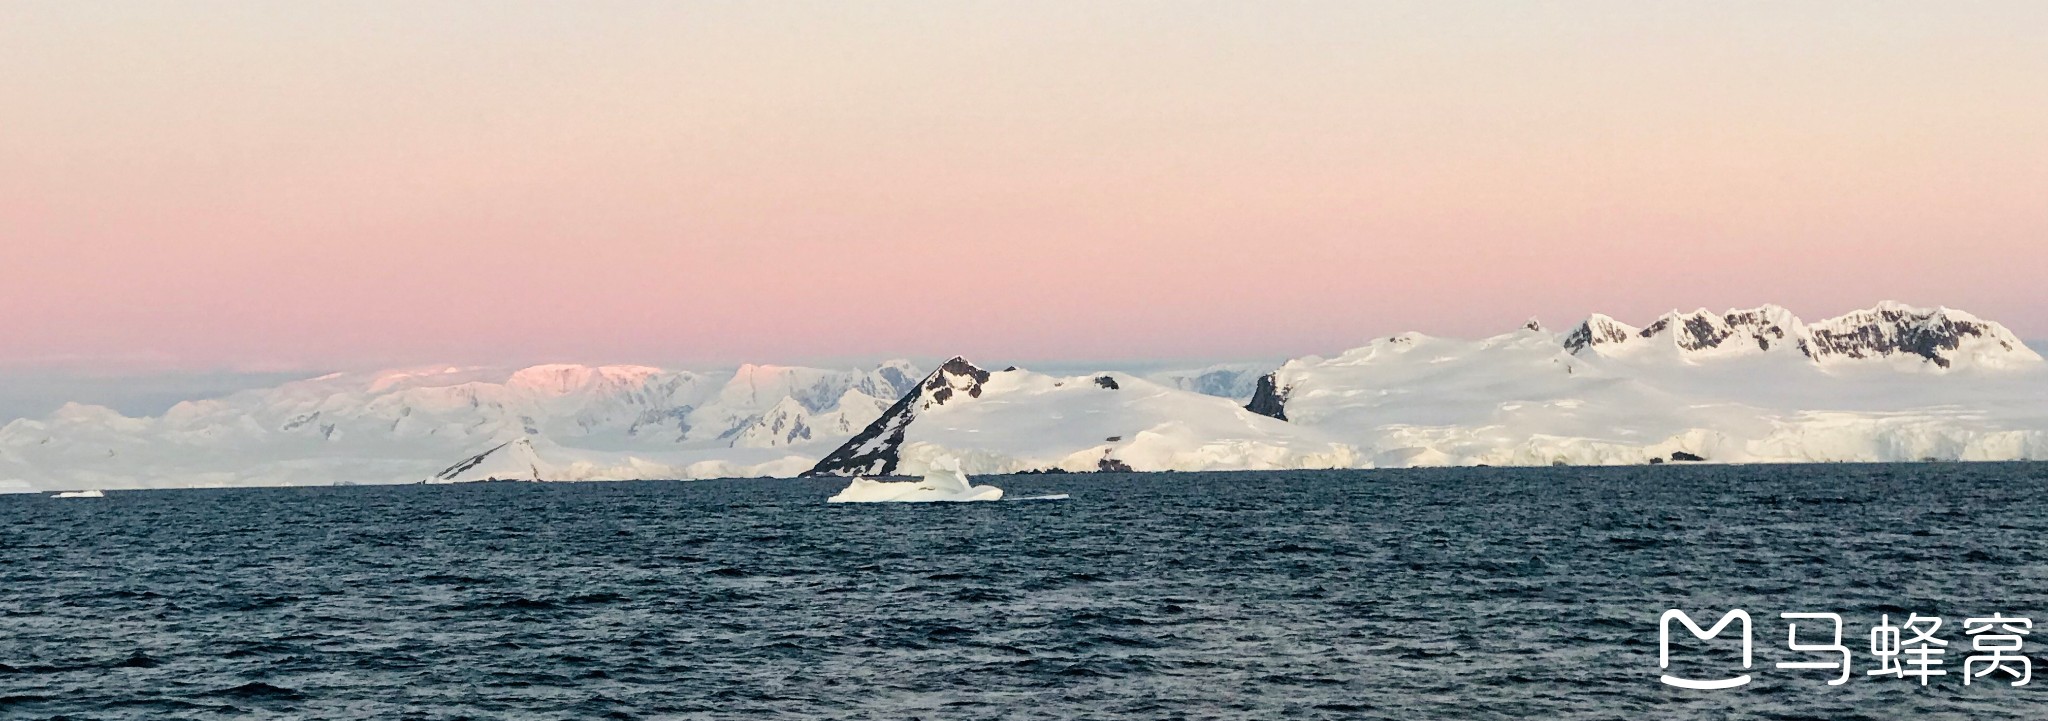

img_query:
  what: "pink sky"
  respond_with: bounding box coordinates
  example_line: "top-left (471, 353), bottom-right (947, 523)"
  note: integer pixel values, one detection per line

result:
top-left (3, 2), bottom-right (2045, 371)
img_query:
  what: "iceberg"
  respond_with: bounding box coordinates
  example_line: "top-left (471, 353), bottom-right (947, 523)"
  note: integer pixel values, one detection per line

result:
top-left (826, 457), bottom-right (1003, 503)
top-left (50, 490), bottom-right (105, 498)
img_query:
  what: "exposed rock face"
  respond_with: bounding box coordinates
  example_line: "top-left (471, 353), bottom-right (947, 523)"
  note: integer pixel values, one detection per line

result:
top-left (803, 357), bottom-right (992, 477)
top-left (1562, 314), bottom-right (1641, 355)
top-left (1094, 375), bottom-right (1120, 390)
top-left (430, 438), bottom-right (542, 482)
top-left (1564, 302), bottom-right (2040, 370)
top-left (1803, 303), bottom-right (2036, 369)
top-left (1243, 372), bottom-right (1289, 421)
top-left (432, 441), bottom-right (510, 481)
top-left (1635, 306), bottom-right (1806, 354)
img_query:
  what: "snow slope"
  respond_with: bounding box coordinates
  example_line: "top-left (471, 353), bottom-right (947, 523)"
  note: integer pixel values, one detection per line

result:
top-left (0, 361), bottom-right (919, 491)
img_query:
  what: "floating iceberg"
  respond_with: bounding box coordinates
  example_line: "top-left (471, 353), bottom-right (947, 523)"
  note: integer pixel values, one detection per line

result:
top-left (50, 490), bottom-right (105, 498)
top-left (827, 457), bottom-right (1002, 503)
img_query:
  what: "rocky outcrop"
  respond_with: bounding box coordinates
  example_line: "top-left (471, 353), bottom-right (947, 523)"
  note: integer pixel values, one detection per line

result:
top-left (1096, 456), bottom-right (1134, 472)
top-left (1243, 372), bottom-right (1289, 421)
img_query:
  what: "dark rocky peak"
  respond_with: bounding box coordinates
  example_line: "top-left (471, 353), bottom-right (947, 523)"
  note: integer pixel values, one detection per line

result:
top-left (1243, 372), bottom-right (1289, 421)
top-left (1804, 302), bottom-right (2036, 369)
top-left (1637, 310), bottom-right (1725, 350)
top-left (921, 357), bottom-right (991, 408)
top-left (1563, 314), bottom-right (1640, 355)
top-left (1637, 305), bottom-right (1805, 354)
top-left (804, 357), bottom-right (991, 477)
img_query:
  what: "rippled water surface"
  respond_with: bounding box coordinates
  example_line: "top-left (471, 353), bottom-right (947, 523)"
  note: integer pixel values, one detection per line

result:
top-left (5, 463), bottom-right (2048, 719)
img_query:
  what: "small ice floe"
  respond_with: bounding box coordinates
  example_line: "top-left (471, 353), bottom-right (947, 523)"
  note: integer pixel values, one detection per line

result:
top-left (50, 489), bottom-right (105, 498)
top-left (1007, 494), bottom-right (1070, 501)
top-left (827, 456), bottom-right (1003, 503)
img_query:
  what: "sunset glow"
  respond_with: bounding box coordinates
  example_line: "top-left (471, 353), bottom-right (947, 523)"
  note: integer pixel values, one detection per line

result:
top-left (4, 1), bottom-right (2044, 370)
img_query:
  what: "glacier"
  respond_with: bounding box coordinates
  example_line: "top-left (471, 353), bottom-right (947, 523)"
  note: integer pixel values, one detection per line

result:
top-left (2, 302), bottom-right (2044, 492)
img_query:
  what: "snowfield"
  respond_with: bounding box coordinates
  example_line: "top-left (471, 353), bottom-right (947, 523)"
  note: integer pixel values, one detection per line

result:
top-left (2, 302), bottom-right (2043, 492)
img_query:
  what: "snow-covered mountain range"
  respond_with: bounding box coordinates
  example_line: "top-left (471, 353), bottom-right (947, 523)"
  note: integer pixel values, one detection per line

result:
top-left (2, 302), bottom-right (2043, 492)
top-left (1559, 302), bottom-right (2037, 369)
top-left (805, 302), bottom-right (2047, 477)
top-left (1236, 304), bottom-right (2046, 470)
top-left (0, 361), bottom-right (923, 492)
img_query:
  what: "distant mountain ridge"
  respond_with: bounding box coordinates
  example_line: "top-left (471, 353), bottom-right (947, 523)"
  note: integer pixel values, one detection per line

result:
top-left (1559, 302), bottom-right (2038, 368)
top-left (0, 361), bottom-right (925, 491)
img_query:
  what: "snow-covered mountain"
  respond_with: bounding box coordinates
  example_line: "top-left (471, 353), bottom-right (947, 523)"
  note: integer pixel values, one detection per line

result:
top-left (1144, 363), bottom-right (1272, 402)
top-left (804, 358), bottom-right (1357, 477)
top-left (0, 361), bottom-right (921, 492)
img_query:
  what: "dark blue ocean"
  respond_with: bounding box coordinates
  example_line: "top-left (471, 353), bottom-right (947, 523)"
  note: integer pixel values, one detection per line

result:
top-left (4, 463), bottom-right (2047, 720)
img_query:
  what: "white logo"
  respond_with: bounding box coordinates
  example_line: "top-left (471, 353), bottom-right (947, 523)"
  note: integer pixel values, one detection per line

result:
top-left (1963, 615), bottom-right (2033, 687)
top-left (1660, 609), bottom-right (1753, 690)
top-left (1663, 608), bottom-right (2034, 689)
top-left (1776, 612), bottom-right (1851, 685)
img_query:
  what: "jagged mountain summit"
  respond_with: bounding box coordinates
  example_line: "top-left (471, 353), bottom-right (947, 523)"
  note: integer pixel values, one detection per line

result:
top-left (1559, 302), bottom-right (2039, 369)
